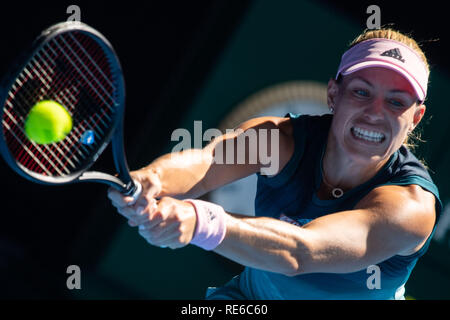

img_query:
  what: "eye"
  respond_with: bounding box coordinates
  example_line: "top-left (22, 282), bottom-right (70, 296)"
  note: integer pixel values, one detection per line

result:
top-left (353, 89), bottom-right (369, 97)
top-left (389, 99), bottom-right (405, 108)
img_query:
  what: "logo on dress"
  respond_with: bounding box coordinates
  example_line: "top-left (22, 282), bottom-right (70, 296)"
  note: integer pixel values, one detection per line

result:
top-left (279, 213), bottom-right (312, 227)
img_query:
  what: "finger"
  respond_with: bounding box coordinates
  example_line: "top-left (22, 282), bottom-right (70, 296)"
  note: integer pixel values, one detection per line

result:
top-left (123, 210), bottom-right (152, 228)
top-left (138, 215), bottom-right (168, 237)
top-left (130, 170), bottom-right (162, 199)
top-left (129, 218), bottom-right (150, 228)
top-left (139, 222), bottom-right (179, 247)
top-left (129, 207), bottom-right (151, 225)
top-left (128, 220), bottom-right (138, 227)
top-left (153, 231), bottom-right (188, 250)
top-left (157, 234), bottom-right (184, 249)
top-left (148, 199), bottom-right (159, 216)
top-left (138, 220), bottom-right (171, 243)
top-left (142, 207), bottom-right (165, 229)
top-left (117, 206), bottom-right (138, 220)
top-left (129, 197), bottom-right (156, 217)
top-left (133, 199), bottom-right (169, 231)
top-left (122, 201), bottom-right (158, 226)
top-left (139, 219), bottom-right (174, 236)
top-left (107, 188), bottom-right (136, 208)
top-left (124, 188), bottom-right (159, 220)
top-left (143, 184), bottom-right (161, 200)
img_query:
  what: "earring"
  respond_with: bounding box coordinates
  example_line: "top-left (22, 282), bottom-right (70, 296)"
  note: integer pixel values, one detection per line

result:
top-left (330, 106), bottom-right (335, 114)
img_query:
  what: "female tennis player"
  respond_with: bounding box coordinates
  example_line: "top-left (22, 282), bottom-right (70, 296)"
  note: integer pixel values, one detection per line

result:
top-left (108, 29), bottom-right (442, 299)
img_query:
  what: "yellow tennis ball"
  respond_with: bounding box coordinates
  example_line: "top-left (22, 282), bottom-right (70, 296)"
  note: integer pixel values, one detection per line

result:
top-left (24, 100), bottom-right (73, 144)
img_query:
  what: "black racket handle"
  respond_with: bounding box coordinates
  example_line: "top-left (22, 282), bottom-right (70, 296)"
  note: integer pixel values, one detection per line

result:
top-left (125, 179), bottom-right (142, 205)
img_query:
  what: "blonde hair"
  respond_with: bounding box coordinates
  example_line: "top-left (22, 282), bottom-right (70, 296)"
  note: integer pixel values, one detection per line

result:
top-left (344, 28), bottom-right (430, 152)
top-left (349, 29), bottom-right (430, 74)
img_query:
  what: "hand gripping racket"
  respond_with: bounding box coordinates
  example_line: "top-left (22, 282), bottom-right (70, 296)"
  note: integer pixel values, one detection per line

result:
top-left (0, 21), bottom-right (141, 201)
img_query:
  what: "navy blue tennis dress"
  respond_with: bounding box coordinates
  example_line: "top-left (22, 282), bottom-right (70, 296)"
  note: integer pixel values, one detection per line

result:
top-left (206, 113), bottom-right (442, 300)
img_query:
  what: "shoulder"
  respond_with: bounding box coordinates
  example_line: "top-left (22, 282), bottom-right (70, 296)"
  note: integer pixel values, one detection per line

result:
top-left (235, 115), bottom-right (294, 147)
top-left (356, 184), bottom-right (436, 255)
top-left (235, 115), bottom-right (293, 135)
top-left (233, 116), bottom-right (294, 177)
top-left (391, 145), bottom-right (435, 183)
top-left (236, 113), bottom-right (332, 135)
top-left (235, 114), bottom-right (331, 176)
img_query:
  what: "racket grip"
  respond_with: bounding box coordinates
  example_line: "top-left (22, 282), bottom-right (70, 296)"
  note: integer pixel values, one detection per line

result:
top-left (127, 180), bottom-right (142, 205)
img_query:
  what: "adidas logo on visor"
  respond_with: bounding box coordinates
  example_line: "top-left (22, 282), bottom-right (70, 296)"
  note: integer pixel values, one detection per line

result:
top-left (380, 48), bottom-right (405, 63)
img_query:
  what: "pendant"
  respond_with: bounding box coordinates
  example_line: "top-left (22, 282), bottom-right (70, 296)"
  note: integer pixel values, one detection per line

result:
top-left (332, 188), bottom-right (344, 198)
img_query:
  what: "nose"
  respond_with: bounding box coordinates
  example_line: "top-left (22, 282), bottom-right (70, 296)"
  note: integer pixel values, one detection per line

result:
top-left (364, 96), bottom-right (384, 121)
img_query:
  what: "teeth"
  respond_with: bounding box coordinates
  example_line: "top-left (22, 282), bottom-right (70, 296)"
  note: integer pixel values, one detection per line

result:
top-left (352, 127), bottom-right (385, 142)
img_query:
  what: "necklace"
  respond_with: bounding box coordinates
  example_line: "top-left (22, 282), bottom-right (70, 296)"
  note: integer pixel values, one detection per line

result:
top-left (321, 164), bottom-right (344, 198)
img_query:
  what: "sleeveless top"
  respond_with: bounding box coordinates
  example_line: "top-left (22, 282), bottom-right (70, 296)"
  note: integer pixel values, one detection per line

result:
top-left (239, 113), bottom-right (442, 300)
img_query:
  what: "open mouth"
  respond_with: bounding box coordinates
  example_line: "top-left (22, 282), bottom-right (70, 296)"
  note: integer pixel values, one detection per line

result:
top-left (350, 127), bottom-right (386, 144)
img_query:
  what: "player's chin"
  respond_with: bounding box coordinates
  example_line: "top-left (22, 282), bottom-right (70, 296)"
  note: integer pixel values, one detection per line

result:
top-left (344, 133), bottom-right (391, 161)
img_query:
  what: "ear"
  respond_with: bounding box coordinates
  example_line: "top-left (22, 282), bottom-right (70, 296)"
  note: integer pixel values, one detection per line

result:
top-left (411, 104), bottom-right (426, 131)
top-left (327, 78), bottom-right (340, 109)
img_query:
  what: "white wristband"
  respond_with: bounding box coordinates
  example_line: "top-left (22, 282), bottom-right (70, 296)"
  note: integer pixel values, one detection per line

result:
top-left (184, 199), bottom-right (227, 251)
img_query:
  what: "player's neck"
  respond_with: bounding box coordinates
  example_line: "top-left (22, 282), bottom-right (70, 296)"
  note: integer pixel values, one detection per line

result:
top-left (322, 137), bottom-right (389, 192)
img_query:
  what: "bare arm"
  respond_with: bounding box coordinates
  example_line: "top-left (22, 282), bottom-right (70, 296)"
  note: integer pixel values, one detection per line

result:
top-left (110, 117), bottom-right (435, 277)
top-left (135, 116), bottom-right (294, 199)
top-left (213, 184), bottom-right (436, 276)
top-left (110, 150), bottom-right (435, 276)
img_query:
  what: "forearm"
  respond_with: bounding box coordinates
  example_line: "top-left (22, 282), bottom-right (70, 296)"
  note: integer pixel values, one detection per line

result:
top-left (138, 116), bottom-right (289, 200)
top-left (143, 149), bottom-right (212, 199)
top-left (213, 213), bottom-right (315, 276)
top-left (142, 135), bottom-right (263, 199)
top-left (212, 206), bottom-right (412, 276)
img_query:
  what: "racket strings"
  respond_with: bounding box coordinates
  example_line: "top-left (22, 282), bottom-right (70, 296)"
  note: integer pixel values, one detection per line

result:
top-left (2, 30), bottom-right (120, 177)
top-left (42, 34), bottom-right (114, 127)
top-left (63, 33), bottom-right (116, 106)
top-left (4, 74), bottom-right (74, 176)
top-left (4, 53), bottom-right (91, 174)
top-left (48, 33), bottom-right (117, 134)
top-left (53, 38), bottom-right (115, 116)
top-left (38, 44), bottom-right (109, 142)
top-left (2, 106), bottom-right (56, 175)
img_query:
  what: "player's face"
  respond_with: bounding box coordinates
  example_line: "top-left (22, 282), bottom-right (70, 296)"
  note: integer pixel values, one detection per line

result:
top-left (328, 67), bottom-right (426, 163)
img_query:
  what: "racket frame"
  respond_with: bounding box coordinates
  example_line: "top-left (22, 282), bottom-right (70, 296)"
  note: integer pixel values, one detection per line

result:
top-left (0, 21), bottom-right (137, 195)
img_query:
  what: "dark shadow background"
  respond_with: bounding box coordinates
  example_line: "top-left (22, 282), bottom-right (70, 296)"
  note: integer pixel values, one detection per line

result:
top-left (0, 0), bottom-right (448, 299)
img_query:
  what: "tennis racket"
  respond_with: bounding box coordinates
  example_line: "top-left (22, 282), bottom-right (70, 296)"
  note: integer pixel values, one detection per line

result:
top-left (0, 21), bottom-right (141, 201)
